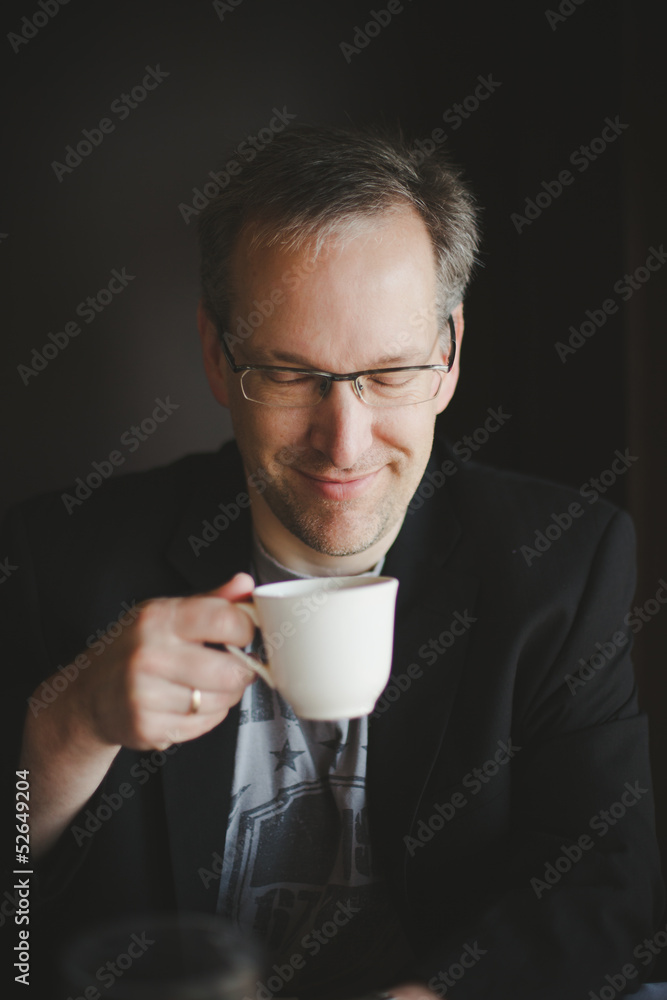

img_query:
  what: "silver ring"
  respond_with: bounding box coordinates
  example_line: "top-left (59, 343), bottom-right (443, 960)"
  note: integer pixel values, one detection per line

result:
top-left (188, 687), bottom-right (202, 715)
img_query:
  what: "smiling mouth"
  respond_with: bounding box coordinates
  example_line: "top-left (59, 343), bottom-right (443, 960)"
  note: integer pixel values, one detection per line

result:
top-left (304, 472), bottom-right (378, 483)
top-left (295, 468), bottom-right (382, 499)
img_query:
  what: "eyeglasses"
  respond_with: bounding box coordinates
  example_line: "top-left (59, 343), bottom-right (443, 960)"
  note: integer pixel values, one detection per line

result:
top-left (220, 316), bottom-right (456, 408)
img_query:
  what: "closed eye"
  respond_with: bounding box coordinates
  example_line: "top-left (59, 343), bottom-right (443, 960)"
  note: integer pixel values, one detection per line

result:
top-left (263, 372), bottom-right (319, 385)
top-left (368, 373), bottom-right (420, 387)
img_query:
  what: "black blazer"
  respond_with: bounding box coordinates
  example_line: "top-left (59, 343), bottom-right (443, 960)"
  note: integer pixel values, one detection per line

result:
top-left (1, 437), bottom-right (663, 998)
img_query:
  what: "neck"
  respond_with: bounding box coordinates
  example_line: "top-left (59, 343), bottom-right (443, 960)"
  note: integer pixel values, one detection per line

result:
top-left (248, 490), bottom-right (403, 577)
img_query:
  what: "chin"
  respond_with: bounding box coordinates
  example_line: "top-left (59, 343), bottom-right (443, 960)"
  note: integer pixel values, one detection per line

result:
top-left (300, 532), bottom-right (381, 559)
top-left (260, 466), bottom-right (414, 556)
top-left (277, 500), bottom-right (398, 558)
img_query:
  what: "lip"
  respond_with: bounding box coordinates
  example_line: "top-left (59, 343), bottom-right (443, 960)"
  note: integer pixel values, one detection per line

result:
top-left (296, 468), bottom-right (381, 500)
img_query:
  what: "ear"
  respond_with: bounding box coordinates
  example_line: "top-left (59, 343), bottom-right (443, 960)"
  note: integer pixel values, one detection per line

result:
top-left (435, 302), bottom-right (464, 415)
top-left (197, 301), bottom-right (230, 408)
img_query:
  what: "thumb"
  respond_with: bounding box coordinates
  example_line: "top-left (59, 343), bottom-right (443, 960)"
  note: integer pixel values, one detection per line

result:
top-left (208, 572), bottom-right (256, 603)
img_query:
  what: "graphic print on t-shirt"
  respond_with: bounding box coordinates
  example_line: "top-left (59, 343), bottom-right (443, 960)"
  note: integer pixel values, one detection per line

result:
top-left (217, 680), bottom-right (408, 996)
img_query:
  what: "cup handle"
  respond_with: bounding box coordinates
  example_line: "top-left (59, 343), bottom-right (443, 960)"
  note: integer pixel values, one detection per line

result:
top-left (225, 601), bottom-right (276, 689)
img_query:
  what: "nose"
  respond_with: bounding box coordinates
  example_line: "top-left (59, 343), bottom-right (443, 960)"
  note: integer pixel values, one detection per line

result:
top-left (307, 380), bottom-right (375, 470)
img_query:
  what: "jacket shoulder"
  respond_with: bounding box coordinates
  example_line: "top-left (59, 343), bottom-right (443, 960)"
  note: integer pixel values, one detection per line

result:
top-left (441, 444), bottom-right (634, 547)
top-left (7, 442), bottom-right (242, 543)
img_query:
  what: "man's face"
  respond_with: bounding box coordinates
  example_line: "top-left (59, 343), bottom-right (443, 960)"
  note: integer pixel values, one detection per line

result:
top-left (202, 206), bottom-right (460, 558)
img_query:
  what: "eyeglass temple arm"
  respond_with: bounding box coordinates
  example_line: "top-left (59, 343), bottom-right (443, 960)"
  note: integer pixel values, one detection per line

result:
top-left (445, 314), bottom-right (456, 370)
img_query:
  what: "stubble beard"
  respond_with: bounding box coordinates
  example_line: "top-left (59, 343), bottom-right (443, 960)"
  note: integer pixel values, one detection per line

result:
top-left (260, 471), bottom-right (407, 557)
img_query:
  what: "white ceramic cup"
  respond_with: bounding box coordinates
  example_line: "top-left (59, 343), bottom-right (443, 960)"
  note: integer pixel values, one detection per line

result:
top-left (225, 575), bottom-right (399, 720)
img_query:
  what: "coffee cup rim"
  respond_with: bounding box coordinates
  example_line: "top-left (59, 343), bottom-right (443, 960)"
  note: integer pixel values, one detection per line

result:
top-left (253, 574), bottom-right (398, 598)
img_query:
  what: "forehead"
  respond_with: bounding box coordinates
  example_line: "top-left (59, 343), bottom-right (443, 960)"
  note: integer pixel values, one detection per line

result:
top-left (229, 207), bottom-right (439, 367)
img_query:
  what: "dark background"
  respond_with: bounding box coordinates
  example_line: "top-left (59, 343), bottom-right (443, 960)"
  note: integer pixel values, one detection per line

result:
top-left (2, 0), bottom-right (665, 970)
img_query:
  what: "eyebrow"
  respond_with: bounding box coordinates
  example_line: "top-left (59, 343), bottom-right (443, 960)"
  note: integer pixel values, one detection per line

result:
top-left (252, 347), bottom-right (431, 368)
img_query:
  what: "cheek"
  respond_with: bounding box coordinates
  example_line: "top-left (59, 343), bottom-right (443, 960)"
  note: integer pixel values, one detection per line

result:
top-left (232, 403), bottom-right (307, 459)
top-left (380, 406), bottom-right (437, 453)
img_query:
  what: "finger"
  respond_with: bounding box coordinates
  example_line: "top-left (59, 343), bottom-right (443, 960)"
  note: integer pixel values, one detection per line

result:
top-left (136, 675), bottom-right (253, 718)
top-left (132, 644), bottom-right (257, 695)
top-left (122, 710), bottom-right (231, 751)
top-left (168, 595), bottom-right (257, 647)
top-left (207, 572), bottom-right (256, 601)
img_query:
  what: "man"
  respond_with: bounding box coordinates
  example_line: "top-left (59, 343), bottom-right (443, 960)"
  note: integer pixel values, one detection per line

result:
top-left (3, 124), bottom-right (663, 998)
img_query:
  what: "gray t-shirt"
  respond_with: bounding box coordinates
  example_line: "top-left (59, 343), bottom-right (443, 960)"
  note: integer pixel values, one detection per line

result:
top-left (216, 536), bottom-right (414, 998)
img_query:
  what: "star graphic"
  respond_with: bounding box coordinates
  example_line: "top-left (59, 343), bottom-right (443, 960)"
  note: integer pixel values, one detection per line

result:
top-left (270, 739), bottom-right (306, 772)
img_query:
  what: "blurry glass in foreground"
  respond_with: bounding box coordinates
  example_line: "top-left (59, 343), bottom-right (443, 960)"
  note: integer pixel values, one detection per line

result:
top-left (60, 912), bottom-right (262, 1000)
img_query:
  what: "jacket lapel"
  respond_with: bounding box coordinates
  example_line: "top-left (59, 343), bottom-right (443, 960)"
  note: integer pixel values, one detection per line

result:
top-left (368, 448), bottom-right (480, 884)
top-left (165, 442), bottom-right (252, 596)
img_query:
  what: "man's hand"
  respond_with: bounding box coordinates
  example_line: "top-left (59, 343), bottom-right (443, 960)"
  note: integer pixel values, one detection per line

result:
top-left (72, 572), bottom-right (258, 750)
top-left (20, 573), bottom-right (258, 858)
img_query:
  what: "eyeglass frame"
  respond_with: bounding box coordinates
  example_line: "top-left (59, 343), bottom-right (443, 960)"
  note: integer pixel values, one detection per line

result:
top-left (219, 315), bottom-right (456, 407)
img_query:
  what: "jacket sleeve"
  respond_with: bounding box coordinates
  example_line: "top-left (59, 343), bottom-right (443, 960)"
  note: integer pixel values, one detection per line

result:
top-left (413, 510), bottom-right (665, 999)
top-left (0, 502), bottom-right (105, 909)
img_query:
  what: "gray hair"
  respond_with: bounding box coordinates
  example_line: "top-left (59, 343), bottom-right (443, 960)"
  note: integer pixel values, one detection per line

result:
top-left (198, 123), bottom-right (480, 345)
